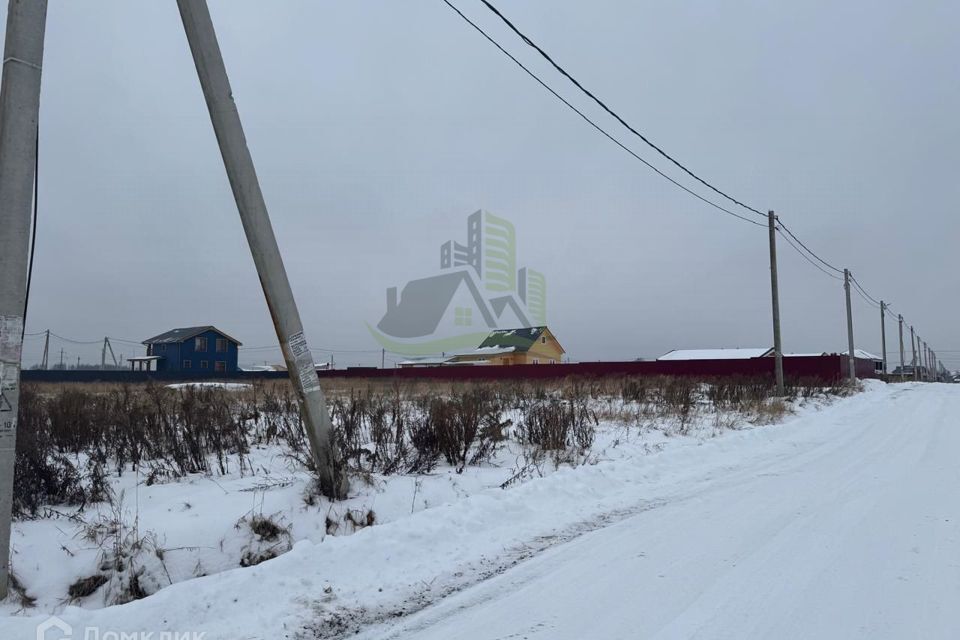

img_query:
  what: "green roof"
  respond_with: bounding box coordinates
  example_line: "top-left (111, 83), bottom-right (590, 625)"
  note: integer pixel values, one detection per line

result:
top-left (476, 326), bottom-right (547, 353)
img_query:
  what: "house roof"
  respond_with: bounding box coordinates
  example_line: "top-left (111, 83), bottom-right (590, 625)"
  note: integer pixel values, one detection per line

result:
top-left (398, 356), bottom-right (457, 366)
top-left (377, 270), bottom-right (495, 339)
top-left (840, 349), bottom-right (882, 360)
top-left (476, 326), bottom-right (551, 353)
top-left (658, 348), bottom-right (773, 361)
top-left (451, 346), bottom-right (517, 359)
top-left (143, 326), bottom-right (242, 346)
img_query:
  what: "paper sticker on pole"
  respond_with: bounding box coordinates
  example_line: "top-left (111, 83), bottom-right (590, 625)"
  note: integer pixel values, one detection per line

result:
top-left (0, 315), bottom-right (24, 363)
top-left (288, 331), bottom-right (321, 393)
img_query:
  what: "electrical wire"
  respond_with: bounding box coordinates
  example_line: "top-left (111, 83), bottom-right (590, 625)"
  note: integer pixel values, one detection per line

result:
top-left (48, 332), bottom-right (103, 345)
top-left (850, 274), bottom-right (882, 309)
top-left (776, 228), bottom-right (842, 281)
top-left (476, 0), bottom-right (766, 219)
top-left (851, 283), bottom-right (882, 309)
top-left (451, 0), bottom-right (937, 342)
top-left (22, 124), bottom-right (39, 331)
top-left (777, 220), bottom-right (844, 275)
top-left (440, 0), bottom-right (765, 228)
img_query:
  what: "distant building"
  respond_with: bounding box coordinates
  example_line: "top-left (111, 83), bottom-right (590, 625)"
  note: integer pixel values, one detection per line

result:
top-left (449, 326), bottom-right (565, 366)
top-left (131, 326), bottom-right (241, 373)
top-left (657, 348), bottom-right (773, 361)
top-left (839, 349), bottom-right (883, 374)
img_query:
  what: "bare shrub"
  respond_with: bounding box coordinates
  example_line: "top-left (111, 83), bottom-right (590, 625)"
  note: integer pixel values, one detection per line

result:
top-left (67, 574), bottom-right (108, 600)
top-left (238, 513), bottom-right (292, 566)
top-left (517, 393), bottom-right (596, 466)
top-left (79, 493), bottom-right (171, 605)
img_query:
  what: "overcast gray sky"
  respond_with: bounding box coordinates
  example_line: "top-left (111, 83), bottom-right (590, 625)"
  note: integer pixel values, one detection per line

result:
top-left (7, 0), bottom-right (959, 368)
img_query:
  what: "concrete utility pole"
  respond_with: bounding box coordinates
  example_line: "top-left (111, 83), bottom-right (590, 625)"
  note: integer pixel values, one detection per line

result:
top-left (910, 326), bottom-right (917, 381)
top-left (177, 0), bottom-right (345, 498)
top-left (880, 301), bottom-right (887, 375)
top-left (0, 0), bottom-right (47, 599)
top-left (898, 315), bottom-right (905, 375)
top-left (921, 341), bottom-right (928, 381)
top-left (767, 211), bottom-right (785, 395)
top-left (843, 269), bottom-right (856, 384)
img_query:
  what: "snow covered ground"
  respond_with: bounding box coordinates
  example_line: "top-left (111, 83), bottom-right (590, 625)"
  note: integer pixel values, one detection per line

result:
top-left (4, 380), bottom-right (955, 639)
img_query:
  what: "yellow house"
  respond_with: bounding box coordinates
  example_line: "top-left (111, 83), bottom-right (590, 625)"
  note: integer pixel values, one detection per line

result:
top-left (451, 326), bottom-right (565, 366)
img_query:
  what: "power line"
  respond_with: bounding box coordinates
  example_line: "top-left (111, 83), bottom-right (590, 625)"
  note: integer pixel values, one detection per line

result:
top-left (22, 123), bottom-right (39, 328)
top-left (851, 283), bottom-right (881, 309)
top-left (476, 0), bottom-right (766, 219)
top-left (449, 0), bottom-right (942, 349)
top-left (440, 0), bottom-right (765, 228)
top-left (850, 274), bottom-right (882, 308)
top-left (776, 220), bottom-right (844, 275)
top-left (48, 332), bottom-right (102, 345)
top-left (776, 228), bottom-right (842, 281)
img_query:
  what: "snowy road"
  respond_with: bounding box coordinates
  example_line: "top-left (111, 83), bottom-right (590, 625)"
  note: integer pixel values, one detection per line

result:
top-left (362, 383), bottom-right (960, 640)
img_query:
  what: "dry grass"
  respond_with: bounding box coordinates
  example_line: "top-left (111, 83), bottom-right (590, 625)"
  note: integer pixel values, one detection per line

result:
top-left (14, 375), bottom-right (842, 516)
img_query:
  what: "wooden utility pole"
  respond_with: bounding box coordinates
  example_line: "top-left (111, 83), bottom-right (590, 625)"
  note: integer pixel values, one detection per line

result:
top-left (767, 211), bottom-right (784, 395)
top-left (880, 301), bottom-right (887, 375)
top-left (105, 337), bottom-right (116, 367)
top-left (0, 0), bottom-right (47, 599)
top-left (177, 0), bottom-right (344, 498)
top-left (843, 269), bottom-right (856, 384)
top-left (41, 328), bottom-right (49, 369)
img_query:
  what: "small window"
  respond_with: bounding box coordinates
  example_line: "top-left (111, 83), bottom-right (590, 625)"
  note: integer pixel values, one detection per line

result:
top-left (200, 360), bottom-right (209, 369)
top-left (541, 336), bottom-right (547, 344)
top-left (550, 359), bottom-right (555, 364)
top-left (182, 360), bottom-right (192, 369)
top-left (215, 361), bottom-right (226, 372)
top-left (532, 358), bottom-right (539, 365)
top-left (158, 344), bottom-right (166, 352)
top-left (216, 338), bottom-right (228, 353)
top-left (195, 336), bottom-right (208, 352)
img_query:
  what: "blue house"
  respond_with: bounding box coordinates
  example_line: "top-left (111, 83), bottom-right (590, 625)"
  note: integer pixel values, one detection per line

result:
top-left (136, 326), bottom-right (241, 374)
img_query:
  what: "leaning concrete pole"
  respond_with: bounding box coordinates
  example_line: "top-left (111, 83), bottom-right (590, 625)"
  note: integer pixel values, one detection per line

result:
top-left (177, 0), bottom-right (345, 498)
top-left (767, 211), bottom-right (784, 395)
top-left (843, 269), bottom-right (856, 384)
top-left (0, 0), bottom-right (47, 599)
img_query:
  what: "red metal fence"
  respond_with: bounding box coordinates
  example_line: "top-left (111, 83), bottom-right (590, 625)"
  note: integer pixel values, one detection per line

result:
top-left (21, 355), bottom-right (876, 384)
top-left (318, 355), bottom-right (876, 383)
